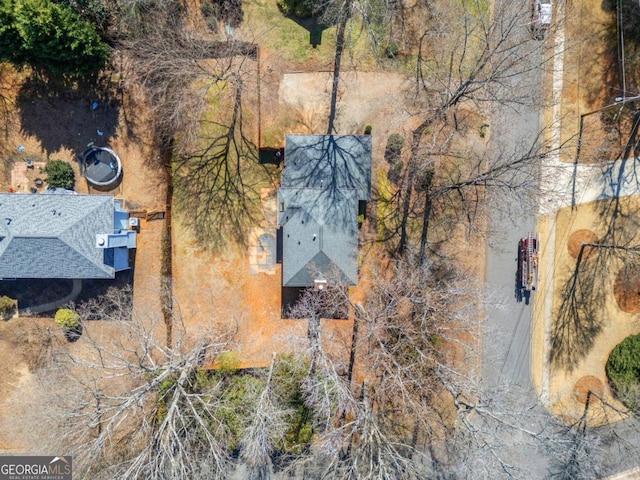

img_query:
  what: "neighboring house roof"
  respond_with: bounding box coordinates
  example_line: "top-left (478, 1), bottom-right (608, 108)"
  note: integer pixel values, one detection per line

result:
top-left (278, 135), bottom-right (371, 288)
top-left (282, 135), bottom-right (371, 201)
top-left (0, 194), bottom-right (118, 279)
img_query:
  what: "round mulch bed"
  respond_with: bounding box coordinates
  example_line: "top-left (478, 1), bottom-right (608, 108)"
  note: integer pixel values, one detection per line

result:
top-left (567, 229), bottom-right (599, 259)
top-left (573, 375), bottom-right (605, 404)
top-left (614, 265), bottom-right (640, 313)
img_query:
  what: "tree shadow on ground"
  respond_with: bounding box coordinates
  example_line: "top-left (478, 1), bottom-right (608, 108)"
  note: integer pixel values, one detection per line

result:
top-left (75, 270), bottom-right (133, 306)
top-left (201, 0), bottom-right (244, 32)
top-left (287, 15), bottom-right (333, 48)
top-left (552, 102), bottom-right (640, 369)
top-left (64, 323), bottom-right (83, 342)
top-left (601, 0), bottom-right (640, 101)
top-left (15, 72), bottom-right (120, 155)
top-left (174, 76), bottom-right (277, 250)
top-left (589, 14), bottom-right (621, 107)
top-left (0, 279), bottom-right (74, 310)
top-left (550, 249), bottom-right (605, 371)
top-left (0, 271), bottom-right (133, 316)
top-left (551, 181), bottom-right (640, 371)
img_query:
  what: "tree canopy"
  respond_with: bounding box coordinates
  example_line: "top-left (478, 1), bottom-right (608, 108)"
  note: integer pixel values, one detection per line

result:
top-left (0, 0), bottom-right (108, 75)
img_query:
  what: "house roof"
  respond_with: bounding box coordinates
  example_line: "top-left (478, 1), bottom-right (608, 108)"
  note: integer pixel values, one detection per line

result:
top-left (279, 188), bottom-right (357, 287)
top-left (278, 135), bottom-right (372, 288)
top-left (0, 193), bottom-right (116, 279)
top-left (282, 135), bottom-right (372, 201)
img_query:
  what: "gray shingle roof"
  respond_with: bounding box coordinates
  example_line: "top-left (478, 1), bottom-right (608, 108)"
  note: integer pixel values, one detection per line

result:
top-left (279, 189), bottom-right (357, 287)
top-left (278, 134), bottom-right (371, 288)
top-left (0, 193), bottom-right (116, 279)
top-left (282, 135), bottom-right (371, 200)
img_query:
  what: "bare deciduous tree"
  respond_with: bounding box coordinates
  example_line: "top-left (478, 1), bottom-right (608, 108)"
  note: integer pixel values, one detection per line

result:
top-left (121, 7), bottom-right (271, 249)
top-left (39, 287), bottom-right (238, 480)
top-left (122, 10), bottom-right (255, 148)
top-left (280, 257), bottom-right (485, 478)
top-left (239, 354), bottom-right (295, 480)
top-left (391, 0), bottom-right (558, 256)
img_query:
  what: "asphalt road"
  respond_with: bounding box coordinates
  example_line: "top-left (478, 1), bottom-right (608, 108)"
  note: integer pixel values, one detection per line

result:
top-left (482, 61), bottom-right (540, 390)
top-left (481, 6), bottom-right (640, 477)
top-left (484, 192), bottom-right (535, 387)
top-left (479, 11), bottom-right (552, 476)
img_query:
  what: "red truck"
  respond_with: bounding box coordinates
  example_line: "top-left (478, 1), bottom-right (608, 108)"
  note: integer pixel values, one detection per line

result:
top-left (518, 233), bottom-right (538, 291)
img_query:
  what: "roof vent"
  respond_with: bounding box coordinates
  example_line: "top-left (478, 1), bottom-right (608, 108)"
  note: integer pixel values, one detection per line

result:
top-left (314, 273), bottom-right (328, 290)
top-left (4, 218), bottom-right (11, 225)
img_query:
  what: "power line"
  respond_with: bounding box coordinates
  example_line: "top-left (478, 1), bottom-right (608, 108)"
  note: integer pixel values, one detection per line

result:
top-left (618, 0), bottom-right (627, 96)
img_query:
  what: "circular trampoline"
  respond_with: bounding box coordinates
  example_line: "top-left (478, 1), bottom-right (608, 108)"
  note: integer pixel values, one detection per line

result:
top-left (81, 146), bottom-right (122, 187)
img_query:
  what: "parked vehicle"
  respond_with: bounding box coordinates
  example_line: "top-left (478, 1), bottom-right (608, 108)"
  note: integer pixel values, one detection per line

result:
top-left (518, 233), bottom-right (538, 292)
top-left (530, 0), bottom-right (552, 40)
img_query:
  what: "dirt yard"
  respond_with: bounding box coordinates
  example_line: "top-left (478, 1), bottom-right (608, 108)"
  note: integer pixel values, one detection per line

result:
top-left (169, 61), bottom-right (405, 364)
top-left (559, 0), bottom-right (627, 164)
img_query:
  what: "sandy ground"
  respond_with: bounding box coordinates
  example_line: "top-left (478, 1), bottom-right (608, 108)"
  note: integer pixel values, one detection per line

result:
top-left (534, 199), bottom-right (640, 425)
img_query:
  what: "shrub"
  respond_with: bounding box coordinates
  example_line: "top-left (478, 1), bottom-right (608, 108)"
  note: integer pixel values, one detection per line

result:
top-left (215, 351), bottom-right (239, 373)
top-left (271, 354), bottom-right (313, 453)
top-left (218, 373), bottom-right (264, 450)
top-left (384, 133), bottom-right (405, 164)
top-left (0, 0), bottom-right (108, 75)
top-left (606, 334), bottom-right (640, 410)
top-left (385, 43), bottom-right (399, 58)
top-left (55, 308), bottom-right (80, 330)
top-left (416, 168), bottom-right (434, 193)
top-left (387, 160), bottom-right (403, 186)
top-left (0, 295), bottom-right (15, 317)
top-left (429, 334), bottom-right (443, 349)
top-left (364, 125), bottom-right (372, 135)
top-left (44, 160), bottom-right (75, 190)
top-left (276, 0), bottom-right (313, 18)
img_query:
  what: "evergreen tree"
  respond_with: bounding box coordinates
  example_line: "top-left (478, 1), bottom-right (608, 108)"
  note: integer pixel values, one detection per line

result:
top-left (44, 160), bottom-right (75, 190)
top-left (0, 0), bottom-right (108, 75)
